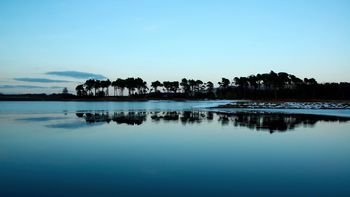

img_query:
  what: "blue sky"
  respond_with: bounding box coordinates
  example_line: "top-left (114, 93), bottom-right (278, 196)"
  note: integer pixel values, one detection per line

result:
top-left (0, 0), bottom-right (349, 93)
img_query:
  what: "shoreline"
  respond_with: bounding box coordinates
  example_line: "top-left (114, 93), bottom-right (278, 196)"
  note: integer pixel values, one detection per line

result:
top-left (1, 95), bottom-right (350, 103)
top-left (0, 95), bottom-right (219, 102)
top-left (213, 101), bottom-right (350, 110)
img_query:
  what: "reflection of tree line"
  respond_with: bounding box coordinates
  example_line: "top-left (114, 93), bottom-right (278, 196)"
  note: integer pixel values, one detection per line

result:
top-left (151, 111), bottom-right (210, 124)
top-left (76, 111), bottom-right (147, 125)
top-left (75, 111), bottom-right (350, 132)
top-left (216, 112), bottom-right (350, 133)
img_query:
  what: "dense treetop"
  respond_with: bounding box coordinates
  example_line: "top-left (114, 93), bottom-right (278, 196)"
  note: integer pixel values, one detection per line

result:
top-left (75, 71), bottom-right (350, 100)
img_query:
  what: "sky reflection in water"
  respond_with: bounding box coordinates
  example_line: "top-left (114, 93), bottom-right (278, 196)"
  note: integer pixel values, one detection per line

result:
top-left (22, 110), bottom-right (350, 133)
top-left (1, 106), bottom-right (350, 196)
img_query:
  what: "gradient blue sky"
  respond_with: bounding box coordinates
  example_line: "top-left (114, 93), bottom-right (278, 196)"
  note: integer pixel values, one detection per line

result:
top-left (0, 0), bottom-right (349, 93)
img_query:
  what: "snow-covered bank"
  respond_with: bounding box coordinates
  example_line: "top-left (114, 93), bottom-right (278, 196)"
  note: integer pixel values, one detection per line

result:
top-left (211, 101), bottom-right (350, 118)
top-left (208, 108), bottom-right (350, 118)
top-left (215, 101), bottom-right (350, 109)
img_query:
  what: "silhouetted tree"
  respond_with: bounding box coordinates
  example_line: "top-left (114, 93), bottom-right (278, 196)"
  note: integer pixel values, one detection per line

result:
top-left (180, 78), bottom-right (190, 94)
top-left (94, 80), bottom-right (102, 96)
top-left (135, 78), bottom-right (148, 94)
top-left (101, 79), bottom-right (111, 96)
top-left (170, 81), bottom-right (179, 93)
top-left (111, 80), bottom-right (118, 96)
top-left (112, 78), bottom-right (126, 96)
top-left (74, 71), bottom-right (350, 100)
top-left (188, 79), bottom-right (196, 95)
top-left (151, 81), bottom-right (163, 92)
top-left (84, 79), bottom-right (95, 96)
top-left (206, 81), bottom-right (214, 94)
top-left (163, 81), bottom-right (171, 93)
top-left (218, 78), bottom-right (230, 89)
top-left (195, 80), bottom-right (203, 92)
top-left (125, 78), bottom-right (136, 95)
top-left (247, 75), bottom-right (258, 89)
top-left (277, 72), bottom-right (290, 89)
top-left (75, 85), bottom-right (86, 96)
top-left (62, 87), bottom-right (69, 95)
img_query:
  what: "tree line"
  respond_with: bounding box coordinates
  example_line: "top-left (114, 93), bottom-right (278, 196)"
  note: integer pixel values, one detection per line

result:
top-left (75, 77), bottom-right (216, 98)
top-left (75, 71), bottom-right (350, 99)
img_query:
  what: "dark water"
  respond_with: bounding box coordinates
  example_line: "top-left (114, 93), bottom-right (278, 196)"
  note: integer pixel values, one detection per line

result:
top-left (1, 101), bottom-right (350, 196)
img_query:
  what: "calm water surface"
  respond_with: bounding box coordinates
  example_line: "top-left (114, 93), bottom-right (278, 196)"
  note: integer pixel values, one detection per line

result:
top-left (1, 101), bottom-right (350, 196)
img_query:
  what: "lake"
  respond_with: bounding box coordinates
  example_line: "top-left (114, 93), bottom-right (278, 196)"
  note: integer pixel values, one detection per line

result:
top-left (1, 101), bottom-right (350, 196)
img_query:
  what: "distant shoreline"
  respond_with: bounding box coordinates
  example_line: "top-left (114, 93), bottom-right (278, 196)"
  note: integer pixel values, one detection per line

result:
top-left (0, 94), bottom-right (212, 102)
top-left (1, 94), bottom-right (349, 103)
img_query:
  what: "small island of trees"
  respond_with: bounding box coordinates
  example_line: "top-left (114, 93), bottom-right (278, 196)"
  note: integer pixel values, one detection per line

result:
top-left (74, 71), bottom-right (350, 100)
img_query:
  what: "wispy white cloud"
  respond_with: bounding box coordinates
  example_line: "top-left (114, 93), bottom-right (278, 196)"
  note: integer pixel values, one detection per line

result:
top-left (0, 85), bottom-right (64, 89)
top-left (14, 78), bottom-right (71, 83)
top-left (46, 71), bottom-right (106, 80)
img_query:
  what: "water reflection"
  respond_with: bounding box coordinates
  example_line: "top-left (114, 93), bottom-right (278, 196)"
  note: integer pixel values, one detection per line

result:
top-left (70, 111), bottom-right (350, 133)
top-left (17, 116), bottom-right (67, 122)
top-left (217, 112), bottom-right (350, 132)
top-left (46, 121), bottom-right (104, 129)
top-left (76, 111), bottom-right (147, 125)
top-left (150, 111), bottom-right (208, 124)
